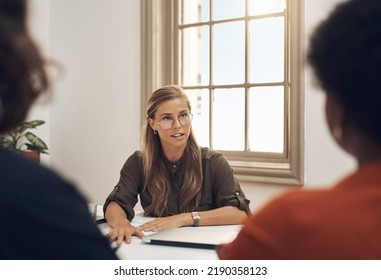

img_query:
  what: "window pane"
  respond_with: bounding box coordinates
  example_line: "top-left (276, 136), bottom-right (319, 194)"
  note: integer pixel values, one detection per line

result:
top-left (213, 0), bottom-right (245, 21)
top-left (213, 21), bottom-right (245, 85)
top-left (249, 0), bottom-right (286, 16)
top-left (182, 0), bottom-right (209, 24)
top-left (186, 89), bottom-right (210, 147)
top-left (181, 26), bottom-right (210, 86)
top-left (250, 17), bottom-right (284, 83)
top-left (249, 86), bottom-right (284, 153)
top-left (213, 88), bottom-right (245, 150)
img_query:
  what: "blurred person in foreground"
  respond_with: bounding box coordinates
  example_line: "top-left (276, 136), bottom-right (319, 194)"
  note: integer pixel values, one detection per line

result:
top-left (0, 0), bottom-right (117, 259)
top-left (218, 0), bottom-right (381, 259)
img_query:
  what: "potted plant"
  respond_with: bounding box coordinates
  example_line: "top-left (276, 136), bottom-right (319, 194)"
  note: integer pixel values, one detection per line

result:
top-left (0, 119), bottom-right (49, 162)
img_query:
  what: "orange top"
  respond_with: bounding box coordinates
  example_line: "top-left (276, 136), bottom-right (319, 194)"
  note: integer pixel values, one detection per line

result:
top-left (218, 161), bottom-right (381, 259)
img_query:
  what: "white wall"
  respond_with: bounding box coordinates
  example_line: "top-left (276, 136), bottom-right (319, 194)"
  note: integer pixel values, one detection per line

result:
top-left (28, 0), bottom-right (357, 211)
top-left (49, 0), bottom-right (141, 203)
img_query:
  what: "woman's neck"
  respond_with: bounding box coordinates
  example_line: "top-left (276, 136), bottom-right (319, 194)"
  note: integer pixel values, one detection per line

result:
top-left (346, 129), bottom-right (381, 167)
top-left (162, 146), bottom-right (186, 163)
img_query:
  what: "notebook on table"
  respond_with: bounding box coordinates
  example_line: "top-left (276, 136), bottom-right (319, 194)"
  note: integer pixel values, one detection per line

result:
top-left (141, 226), bottom-right (240, 250)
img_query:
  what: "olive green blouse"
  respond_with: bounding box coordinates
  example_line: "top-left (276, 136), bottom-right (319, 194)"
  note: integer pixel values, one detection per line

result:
top-left (104, 147), bottom-right (250, 221)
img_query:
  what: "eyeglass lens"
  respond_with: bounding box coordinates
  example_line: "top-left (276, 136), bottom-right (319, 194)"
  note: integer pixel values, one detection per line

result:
top-left (159, 114), bottom-right (193, 129)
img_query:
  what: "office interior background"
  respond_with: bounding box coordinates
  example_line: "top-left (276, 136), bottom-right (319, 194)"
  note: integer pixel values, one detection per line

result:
top-left (27, 0), bottom-right (354, 212)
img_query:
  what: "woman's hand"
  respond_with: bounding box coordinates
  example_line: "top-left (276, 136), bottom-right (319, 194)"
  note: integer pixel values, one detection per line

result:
top-left (138, 213), bottom-right (192, 232)
top-left (105, 202), bottom-right (145, 245)
top-left (107, 219), bottom-right (144, 245)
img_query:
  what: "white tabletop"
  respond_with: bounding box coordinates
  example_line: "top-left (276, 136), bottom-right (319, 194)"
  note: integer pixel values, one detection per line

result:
top-left (97, 211), bottom-right (241, 260)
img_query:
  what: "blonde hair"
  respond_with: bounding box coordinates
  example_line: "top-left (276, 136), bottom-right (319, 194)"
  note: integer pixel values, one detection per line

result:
top-left (141, 85), bottom-right (202, 216)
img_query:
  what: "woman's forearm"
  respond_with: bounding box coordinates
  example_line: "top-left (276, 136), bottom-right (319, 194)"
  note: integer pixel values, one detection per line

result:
top-left (105, 201), bottom-right (130, 227)
top-left (196, 206), bottom-right (248, 226)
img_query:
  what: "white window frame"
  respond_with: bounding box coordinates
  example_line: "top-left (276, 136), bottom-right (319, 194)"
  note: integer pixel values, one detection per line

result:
top-left (141, 0), bottom-right (304, 185)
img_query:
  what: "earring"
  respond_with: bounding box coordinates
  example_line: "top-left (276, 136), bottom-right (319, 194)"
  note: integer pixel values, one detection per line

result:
top-left (153, 129), bottom-right (157, 135)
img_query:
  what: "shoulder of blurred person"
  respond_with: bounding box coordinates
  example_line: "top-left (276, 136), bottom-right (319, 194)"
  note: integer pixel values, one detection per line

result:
top-left (0, 148), bottom-right (118, 259)
top-left (0, 0), bottom-right (117, 259)
top-left (218, 0), bottom-right (381, 260)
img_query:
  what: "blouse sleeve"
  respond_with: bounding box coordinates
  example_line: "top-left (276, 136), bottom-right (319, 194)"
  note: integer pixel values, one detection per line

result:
top-left (103, 151), bottom-right (143, 221)
top-left (209, 152), bottom-right (251, 214)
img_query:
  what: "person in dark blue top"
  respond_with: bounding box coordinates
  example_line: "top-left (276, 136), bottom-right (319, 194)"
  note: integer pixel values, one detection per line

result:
top-left (0, 0), bottom-right (117, 259)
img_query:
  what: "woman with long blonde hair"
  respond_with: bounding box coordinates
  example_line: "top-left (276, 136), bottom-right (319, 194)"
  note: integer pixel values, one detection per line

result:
top-left (104, 85), bottom-right (250, 244)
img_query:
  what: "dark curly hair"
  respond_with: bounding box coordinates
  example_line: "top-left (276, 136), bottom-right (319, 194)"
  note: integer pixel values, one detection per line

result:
top-left (308, 0), bottom-right (381, 143)
top-left (0, 0), bottom-right (48, 133)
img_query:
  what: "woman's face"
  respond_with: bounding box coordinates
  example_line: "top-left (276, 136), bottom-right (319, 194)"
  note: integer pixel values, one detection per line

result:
top-left (149, 97), bottom-right (192, 154)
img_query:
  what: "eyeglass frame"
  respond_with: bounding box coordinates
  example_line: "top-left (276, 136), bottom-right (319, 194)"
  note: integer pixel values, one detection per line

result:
top-left (156, 112), bottom-right (193, 130)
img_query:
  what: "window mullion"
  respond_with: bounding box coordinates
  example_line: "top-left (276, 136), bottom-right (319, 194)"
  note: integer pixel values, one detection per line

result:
top-left (245, 0), bottom-right (250, 152)
top-left (209, 0), bottom-right (214, 149)
top-left (284, 0), bottom-right (290, 158)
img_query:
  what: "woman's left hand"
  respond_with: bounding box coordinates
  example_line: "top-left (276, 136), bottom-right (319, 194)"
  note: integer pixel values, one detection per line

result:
top-left (138, 213), bottom-right (192, 232)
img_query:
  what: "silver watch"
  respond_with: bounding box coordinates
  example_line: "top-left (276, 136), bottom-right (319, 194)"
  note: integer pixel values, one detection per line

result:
top-left (191, 212), bottom-right (200, 227)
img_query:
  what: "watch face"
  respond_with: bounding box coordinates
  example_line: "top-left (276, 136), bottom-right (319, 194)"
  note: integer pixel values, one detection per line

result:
top-left (192, 212), bottom-right (200, 218)
top-left (192, 212), bottom-right (200, 226)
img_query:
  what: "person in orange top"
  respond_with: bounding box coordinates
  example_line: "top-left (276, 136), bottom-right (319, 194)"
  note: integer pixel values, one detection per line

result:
top-left (218, 0), bottom-right (381, 260)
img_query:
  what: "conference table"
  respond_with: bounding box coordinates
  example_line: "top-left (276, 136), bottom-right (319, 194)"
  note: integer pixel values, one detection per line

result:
top-left (96, 210), bottom-right (241, 260)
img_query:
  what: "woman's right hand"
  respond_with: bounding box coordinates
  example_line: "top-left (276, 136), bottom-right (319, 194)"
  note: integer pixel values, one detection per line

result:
top-left (107, 219), bottom-right (144, 245)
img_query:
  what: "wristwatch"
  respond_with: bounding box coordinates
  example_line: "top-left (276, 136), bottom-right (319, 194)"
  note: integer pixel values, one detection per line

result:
top-left (191, 212), bottom-right (200, 227)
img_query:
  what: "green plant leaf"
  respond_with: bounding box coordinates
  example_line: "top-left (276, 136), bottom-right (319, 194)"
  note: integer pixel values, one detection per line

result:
top-left (22, 120), bottom-right (45, 129)
top-left (0, 137), bottom-right (14, 150)
top-left (16, 120), bottom-right (45, 134)
top-left (25, 132), bottom-right (49, 153)
top-left (1, 120), bottom-right (48, 152)
top-left (25, 144), bottom-right (49, 154)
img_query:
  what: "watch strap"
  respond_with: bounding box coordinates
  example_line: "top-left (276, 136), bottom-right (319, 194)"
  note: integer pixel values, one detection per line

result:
top-left (191, 212), bottom-right (200, 227)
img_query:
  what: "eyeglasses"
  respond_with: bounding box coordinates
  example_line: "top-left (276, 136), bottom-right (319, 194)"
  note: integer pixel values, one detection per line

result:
top-left (157, 113), bottom-right (193, 130)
